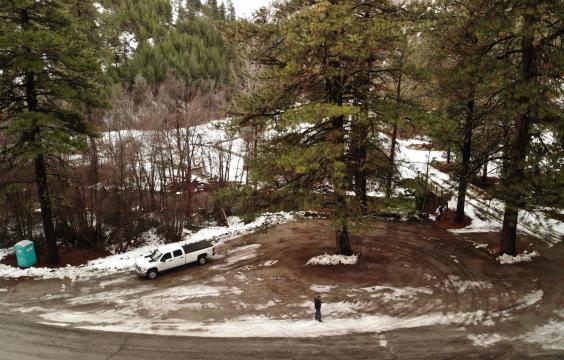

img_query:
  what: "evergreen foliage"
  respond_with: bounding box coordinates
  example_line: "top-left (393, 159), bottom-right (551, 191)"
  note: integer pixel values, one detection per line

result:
top-left (229, 0), bottom-right (406, 254)
top-left (0, 0), bottom-right (108, 264)
top-left (424, 0), bottom-right (563, 253)
top-left (102, 0), bottom-right (235, 86)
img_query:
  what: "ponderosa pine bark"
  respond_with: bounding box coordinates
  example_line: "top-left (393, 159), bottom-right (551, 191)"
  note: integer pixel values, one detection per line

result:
top-left (33, 154), bottom-right (59, 264)
top-left (351, 112), bottom-right (368, 212)
top-left (500, 7), bottom-right (536, 255)
top-left (455, 97), bottom-right (475, 223)
top-left (332, 113), bottom-right (353, 256)
top-left (386, 61), bottom-right (402, 199)
top-left (329, 69), bottom-right (352, 255)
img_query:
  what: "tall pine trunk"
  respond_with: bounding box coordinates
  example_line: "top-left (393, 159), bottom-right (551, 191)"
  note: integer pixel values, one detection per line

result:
top-left (351, 112), bottom-right (368, 212)
top-left (89, 135), bottom-right (103, 249)
top-left (333, 113), bottom-right (353, 256)
top-left (87, 108), bottom-right (102, 249)
top-left (455, 97), bottom-right (474, 223)
top-left (500, 8), bottom-right (536, 255)
top-left (34, 154), bottom-right (59, 264)
top-left (386, 64), bottom-right (402, 198)
top-left (21, 8), bottom-right (59, 264)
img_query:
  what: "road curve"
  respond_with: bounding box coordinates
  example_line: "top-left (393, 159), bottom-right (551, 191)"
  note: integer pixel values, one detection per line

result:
top-left (1, 314), bottom-right (560, 360)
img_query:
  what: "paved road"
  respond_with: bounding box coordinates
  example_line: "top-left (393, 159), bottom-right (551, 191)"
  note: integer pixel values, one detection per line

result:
top-left (1, 314), bottom-right (560, 360)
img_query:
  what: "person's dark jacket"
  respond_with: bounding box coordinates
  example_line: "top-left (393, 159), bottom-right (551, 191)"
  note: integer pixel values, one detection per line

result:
top-left (314, 297), bottom-right (322, 310)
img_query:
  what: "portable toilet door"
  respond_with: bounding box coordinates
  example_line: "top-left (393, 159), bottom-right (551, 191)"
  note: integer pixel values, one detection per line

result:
top-left (14, 240), bottom-right (37, 268)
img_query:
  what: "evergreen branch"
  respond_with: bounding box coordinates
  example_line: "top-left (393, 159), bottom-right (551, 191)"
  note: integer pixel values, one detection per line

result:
top-left (539, 27), bottom-right (564, 47)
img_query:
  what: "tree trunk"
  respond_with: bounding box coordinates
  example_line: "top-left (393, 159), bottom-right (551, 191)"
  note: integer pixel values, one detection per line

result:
top-left (87, 106), bottom-right (103, 249)
top-left (336, 213), bottom-right (352, 256)
top-left (482, 161), bottom-right (488, 183)
top-left (351, 112), bottom-right (368, 212)
top-left (21, 8), bottom-right (59, 264)
top-left (34, 154), bottom-right (59, 264)
top-left (501, 207), bottom-right (518, 255)
top-left (386, 120), bottom-right (398, 198)
top-left (500, 8), bottom-right (536, 255)
top-left (332, 113), bottom-right (352, 256)
top-left (455, 98), bottom-right (474, 223)
top-left (89, 135), bottom-right (103, 249)
top-left (386, 63), bottom-right (402, 198)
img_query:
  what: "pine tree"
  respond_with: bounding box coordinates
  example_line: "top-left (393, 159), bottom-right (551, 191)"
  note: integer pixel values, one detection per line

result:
top-left (0, 0), bottom-right (106, 264)
top-left (218, 1), bottom-right (226, 21)
top-left (426, 0), bottom-right (505, 223)
top-left (383, 26), bottom-right (426, 199)
top-left (426, 0), bottom-right (562, 252)
top-left (230, 0), bottom-right (401, 255)
top-left (207, 0), bottom-right (218, 19)
top-left (226, 0), bottom-right (236, 21)
top-left (495, 0), bottom-right (563, 255)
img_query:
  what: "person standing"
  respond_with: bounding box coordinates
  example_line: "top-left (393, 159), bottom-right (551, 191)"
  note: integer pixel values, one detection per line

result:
top-left (314, 295), bottom-right (322, 322)
top-left (436, 204), bottom-right (446, 222)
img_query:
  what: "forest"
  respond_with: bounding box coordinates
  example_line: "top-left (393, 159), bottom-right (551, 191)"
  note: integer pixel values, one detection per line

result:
top-left (0, 0), bottom-right (562, 266)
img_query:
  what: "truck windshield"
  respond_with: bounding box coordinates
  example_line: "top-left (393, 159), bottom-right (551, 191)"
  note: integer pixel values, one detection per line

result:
top-left (149, 250), bottom-right (162, 262)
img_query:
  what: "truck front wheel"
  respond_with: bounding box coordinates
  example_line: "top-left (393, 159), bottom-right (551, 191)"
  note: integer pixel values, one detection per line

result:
top-left (198, 255), bottom-right (207, 265)
top-left (147, 268), bottom-right (158, 279)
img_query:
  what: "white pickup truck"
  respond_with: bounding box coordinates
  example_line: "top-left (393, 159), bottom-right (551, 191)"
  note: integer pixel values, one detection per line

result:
top-left (135, 240), bottom-right (215, 279)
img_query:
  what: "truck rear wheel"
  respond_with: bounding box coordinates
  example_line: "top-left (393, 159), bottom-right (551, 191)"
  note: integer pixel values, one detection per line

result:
top-left (147, 268), bottom-right (158, 279)
top-left (198, 255), bottom-right (207, 265)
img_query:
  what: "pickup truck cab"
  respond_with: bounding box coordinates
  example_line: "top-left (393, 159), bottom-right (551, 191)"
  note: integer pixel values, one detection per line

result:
top-left (135, 240), bottom-right (215, 279)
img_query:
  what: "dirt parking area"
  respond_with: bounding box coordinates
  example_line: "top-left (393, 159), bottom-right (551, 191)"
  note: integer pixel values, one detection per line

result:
top-left (0, 219), bottom-right (562, 354)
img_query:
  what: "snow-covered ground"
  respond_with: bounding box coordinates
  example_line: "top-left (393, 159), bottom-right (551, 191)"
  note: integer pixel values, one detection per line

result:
top-left (395, 138), bottom-right (564, 247)
top-left (522, 309), bottom-right (564, 350)
top-left (0, 212), bottom-right (296, 280)
top-left (99, 120), bottom-right (247, 189)
top-left (23, 284), bottom-right (550, 339)
top-left (52, 310), bottom-right (491, 338)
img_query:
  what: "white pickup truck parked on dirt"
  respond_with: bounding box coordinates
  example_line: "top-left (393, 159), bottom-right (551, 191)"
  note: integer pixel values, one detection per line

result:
top-left (135, 240), bottom-right (215, 279)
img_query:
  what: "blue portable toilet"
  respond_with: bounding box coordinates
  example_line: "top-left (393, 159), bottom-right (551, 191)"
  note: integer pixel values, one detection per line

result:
top-left (15, 240), bottom-right (37, 268)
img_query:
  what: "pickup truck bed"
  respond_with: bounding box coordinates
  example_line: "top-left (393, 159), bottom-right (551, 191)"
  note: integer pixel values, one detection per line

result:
top-left (135, 240), bottom-right (215, 279)
top-left (182, 240), bottom-right (213, 254)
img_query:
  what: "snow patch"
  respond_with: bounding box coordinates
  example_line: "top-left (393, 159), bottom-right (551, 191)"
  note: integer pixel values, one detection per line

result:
top-left (306, 254), bottom-right (358, 266)
top-left (310, 285), bottom-right (337, 293)
top-left (255, 300), bottom-right (277, 310)
top-left (147, 285), bottom-right (242, 301)
top-left (445, 275), bottom-right (493, 294)
top-left (496, 251), bottom-right (539, 265)
top-left (211, 244), bottom-right (261, 271)
top-left (261, 260), bottom-right (278, 267)
top-left (467, 333), bottom-right (503, 347)
top-left (515, 289), bottom-right (543, 310)
top-left (360, 285), bottom-right (433, 301)
top-left (210, 275), bottom-right (226, 283)
top-left (521, 310), bottom-right (564, 350)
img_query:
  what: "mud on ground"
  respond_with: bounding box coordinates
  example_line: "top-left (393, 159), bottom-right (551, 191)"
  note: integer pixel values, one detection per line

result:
top-left (0, 219), bottom-right (562, 354)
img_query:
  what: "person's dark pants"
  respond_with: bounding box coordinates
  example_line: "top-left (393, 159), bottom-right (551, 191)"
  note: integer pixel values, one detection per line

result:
top-left (315, 308), bottom-right (321, 321)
